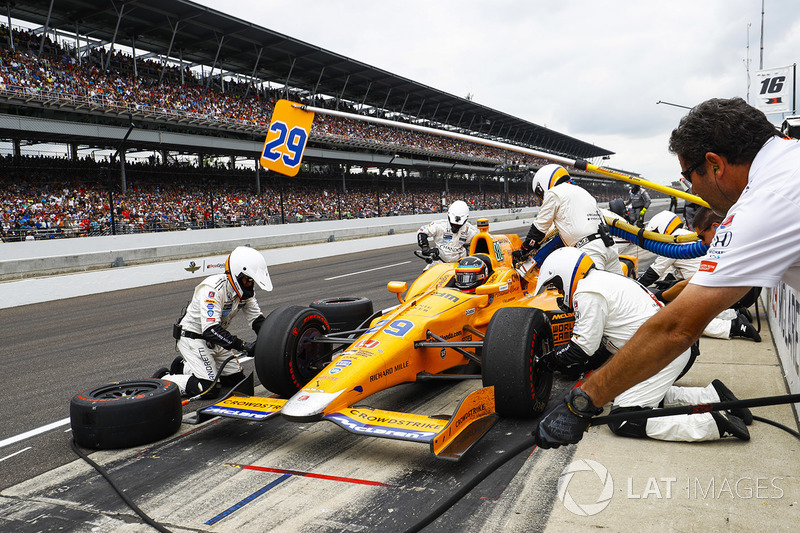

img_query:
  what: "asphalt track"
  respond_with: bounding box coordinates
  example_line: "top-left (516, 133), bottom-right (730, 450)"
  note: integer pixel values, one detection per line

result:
top-left (2, 223), bottom-right (627, 532)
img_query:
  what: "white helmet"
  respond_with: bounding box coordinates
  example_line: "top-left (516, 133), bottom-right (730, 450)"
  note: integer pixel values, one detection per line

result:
top-left (645, 211), bottom-right (683, 235)
top-left (532, 164), bottom-right (571, 198)
top-left (533, 247), bottom-right (595, 312)
top-left (225, 246), bottom-right (273, 299)
top-left (447, 200), bottom-right (470, 232)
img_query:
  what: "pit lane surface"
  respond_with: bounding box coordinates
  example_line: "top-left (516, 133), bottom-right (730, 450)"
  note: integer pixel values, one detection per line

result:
top-left (2, 225), bottom-right (618, 532)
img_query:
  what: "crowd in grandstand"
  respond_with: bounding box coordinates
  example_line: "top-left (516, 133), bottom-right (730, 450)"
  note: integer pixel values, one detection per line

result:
top-left (0, 156), bottom-right (543, 241)
top-left (0, 24), bottom-right (637, 242)
top-left (0, 23), bottom-right (556, 168)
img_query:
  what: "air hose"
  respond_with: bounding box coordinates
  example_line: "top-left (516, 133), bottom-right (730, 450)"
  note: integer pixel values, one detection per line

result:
top-left (605, 216), bottom-right (708, 259)
top-left (527, 217), bottom-right (708, 268)
top-left (531, 234), bottom-right (565, 266)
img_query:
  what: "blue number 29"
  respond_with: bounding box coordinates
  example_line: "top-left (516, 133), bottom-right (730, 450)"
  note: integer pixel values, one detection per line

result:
top-left (262, 121), bottom-right (308, 168)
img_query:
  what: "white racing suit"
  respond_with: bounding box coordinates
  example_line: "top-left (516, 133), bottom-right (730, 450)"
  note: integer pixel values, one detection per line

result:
top-left (642, 228), bottom-right (738, 339)
top-left (534, 183), bottom-right (623, 274)
top-left (166, 273), bottom-right (263, 396)
top-left (572, 270), bottom-right (726, 441)
top-left (417, 219), bottom-right (479, 264)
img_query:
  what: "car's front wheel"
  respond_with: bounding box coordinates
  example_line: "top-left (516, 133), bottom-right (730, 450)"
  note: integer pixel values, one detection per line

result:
top-left (482, 307), bottom-right (554, 418)
top-left (254, 306), bottom-right (332, 397)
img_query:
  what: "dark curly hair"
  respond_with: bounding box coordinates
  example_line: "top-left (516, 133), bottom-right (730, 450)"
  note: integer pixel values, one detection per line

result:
top-left (668, 97), bottom-right (780, 177)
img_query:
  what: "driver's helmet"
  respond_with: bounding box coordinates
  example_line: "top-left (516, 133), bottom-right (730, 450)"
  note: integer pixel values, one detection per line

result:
top-left (645, 210), bottom-right (683, 235)
top-left (533, 247), bottom-right (595, 312)
top-left (454, 254), bottom-right (493, 292)
top-left (447, 200), bottom-right (470, 233)
top-left (225, 246), bottom-right (273, 299)
top-left (532, 164), bottom-right (571, 199)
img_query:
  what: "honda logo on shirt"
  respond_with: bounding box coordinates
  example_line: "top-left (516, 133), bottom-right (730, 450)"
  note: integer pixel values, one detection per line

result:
top-left (711, 232), bottom-right (732, 248)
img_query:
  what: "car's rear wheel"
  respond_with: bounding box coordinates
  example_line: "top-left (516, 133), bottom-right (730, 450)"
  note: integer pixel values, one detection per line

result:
top-left (482, 307), bottom-right (554, 418)
top-left (254, 306), bottom-right (332, 397)
top-left (310, 297), bottom-right (373, 333)
top-left (70, 379), bottom-right (182, 449)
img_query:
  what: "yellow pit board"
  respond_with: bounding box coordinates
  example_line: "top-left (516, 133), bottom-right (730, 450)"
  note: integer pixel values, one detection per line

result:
top-left (259, 100), bottom-right (315, 177)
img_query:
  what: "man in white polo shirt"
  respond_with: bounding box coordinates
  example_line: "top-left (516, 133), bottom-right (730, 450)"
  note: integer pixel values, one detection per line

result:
top-left (535, 97), bottom-right (800, 448)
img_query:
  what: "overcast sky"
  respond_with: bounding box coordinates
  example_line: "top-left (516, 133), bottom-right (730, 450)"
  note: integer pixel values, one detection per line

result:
top-left (195, 1), bottom-right (800, 184)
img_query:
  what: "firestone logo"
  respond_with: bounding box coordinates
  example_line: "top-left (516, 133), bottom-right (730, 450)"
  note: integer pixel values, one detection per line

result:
top-left (557, 459), bottom-right (614, 516)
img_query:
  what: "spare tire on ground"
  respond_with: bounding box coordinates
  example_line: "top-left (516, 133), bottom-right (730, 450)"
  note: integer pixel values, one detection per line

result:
top-left (70, 379), bottom-right (182, 449)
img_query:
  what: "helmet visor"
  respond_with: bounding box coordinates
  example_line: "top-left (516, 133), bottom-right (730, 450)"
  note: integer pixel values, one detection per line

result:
top-left (455, 264), bottom-right (486, 290)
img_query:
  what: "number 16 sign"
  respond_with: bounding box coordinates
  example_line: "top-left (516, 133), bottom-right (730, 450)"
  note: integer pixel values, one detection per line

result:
top-left (260, 100), bottom-right (314, 176)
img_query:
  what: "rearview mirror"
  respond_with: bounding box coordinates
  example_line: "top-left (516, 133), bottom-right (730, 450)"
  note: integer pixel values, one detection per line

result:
top-left (387, 281), bottom-right (407, 303)
top-left (475, 282), bottom-right (509, 296)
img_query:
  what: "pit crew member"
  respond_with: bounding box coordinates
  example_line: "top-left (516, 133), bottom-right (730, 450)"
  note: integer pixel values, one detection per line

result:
top-left (535, 97), bottom-right (800, 449)
top-left (628, 184), bottom-right (651, 227)
top-left (155, 246), bottom-right (272, 398)
top-left (417, 200), bottom-right (479, 263)
top-left (513, 164), bottom-right (623, 274)
top-left (637, 211), bottom-right (760, 341)
top-left (534, 247), bottom-right (751, 444)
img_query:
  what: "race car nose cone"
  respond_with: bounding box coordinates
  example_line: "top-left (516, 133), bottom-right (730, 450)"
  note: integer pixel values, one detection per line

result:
top-left (282, 389), bottom-right (346, 421)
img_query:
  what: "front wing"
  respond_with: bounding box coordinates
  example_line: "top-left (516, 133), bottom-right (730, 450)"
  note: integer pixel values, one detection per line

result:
top-left (199, 386), bottom-right (497, 461)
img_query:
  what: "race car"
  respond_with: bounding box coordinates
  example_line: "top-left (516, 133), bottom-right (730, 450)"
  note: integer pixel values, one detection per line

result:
top-left (197, 219), bottom-right (638, 460)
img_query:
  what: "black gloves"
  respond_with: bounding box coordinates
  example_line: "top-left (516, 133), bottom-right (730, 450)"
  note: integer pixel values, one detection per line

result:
top-left (652, 288), bottom-right (669, 304)
top-left (421, 247), bottom-right (439, 260)
top-left (514, 224), bottom-right (546, 262)
top-left (512, 242), bottom-right (536, 262)
top-left (537, 341), bottom-right (590, 377)
top-left (533, 387), bottom-right (603, 449)
top-left (252, 315), bottom-right (266, 334)
top-left (242, 341), bottom-right (257, 356)
top-left (637, 267), bottom-right (659, 288)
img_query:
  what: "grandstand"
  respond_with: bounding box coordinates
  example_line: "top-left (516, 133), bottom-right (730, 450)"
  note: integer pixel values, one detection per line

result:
top-left (0, 0), bottom-right (640, 242)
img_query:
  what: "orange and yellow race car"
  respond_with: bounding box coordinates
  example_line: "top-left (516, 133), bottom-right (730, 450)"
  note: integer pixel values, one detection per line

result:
top-left (199, 220), bottom-right (637, 461)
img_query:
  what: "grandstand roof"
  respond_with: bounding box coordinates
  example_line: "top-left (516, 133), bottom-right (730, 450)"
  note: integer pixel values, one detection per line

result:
top-left (7, 0), bottom-right (614, 161)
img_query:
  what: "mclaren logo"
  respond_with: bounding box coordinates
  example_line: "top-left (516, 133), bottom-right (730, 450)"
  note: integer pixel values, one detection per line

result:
top-left (185, 261), bottom-right (201, 273)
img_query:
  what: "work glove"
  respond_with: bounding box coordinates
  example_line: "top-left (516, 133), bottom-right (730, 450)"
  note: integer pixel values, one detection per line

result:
top-left (421, 247), bottom-right (439, 260)
top-left (533, 387), bottom-right (602, 449)
top-left (652, 288), bottom-right (669, 304)
top-left (536, 342), bottom-right (589, 378)
top-left (512, 243), bottom-right (533, 262)
top-left (242, 341), bottom-right (257, 356)
top-left (536, 350), bottom-right (562, 373)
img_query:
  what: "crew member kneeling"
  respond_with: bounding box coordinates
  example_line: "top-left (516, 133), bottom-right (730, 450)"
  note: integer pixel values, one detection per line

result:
top-left (533, 248), bottom-right (751, 444)
top-left (155, 246), bottom-right (273, 398)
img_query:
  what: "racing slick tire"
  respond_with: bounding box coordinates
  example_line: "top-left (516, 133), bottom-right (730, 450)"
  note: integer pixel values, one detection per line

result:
top-left (255, 306), bottom-right (332, 397)
top-left (482, 307), bottom-right (554, 418)
top-left (310, 297), bottom-right (373, 333)
top-left (70, 379), bottom-right (182, 449)
top-left (609, 198), bottom-right (627, 220)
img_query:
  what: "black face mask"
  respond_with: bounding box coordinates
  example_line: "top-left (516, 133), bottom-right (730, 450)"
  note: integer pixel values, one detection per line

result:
top-left (237, 273), bottom-right (255, 300)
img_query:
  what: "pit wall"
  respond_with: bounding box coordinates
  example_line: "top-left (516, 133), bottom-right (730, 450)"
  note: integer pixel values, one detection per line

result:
top-left (763, 286), bottom-right (800, 420)
top-left (1, 208), bottom-right (537, 309)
